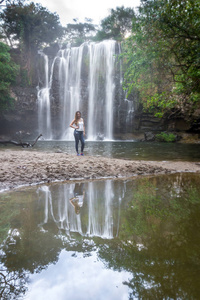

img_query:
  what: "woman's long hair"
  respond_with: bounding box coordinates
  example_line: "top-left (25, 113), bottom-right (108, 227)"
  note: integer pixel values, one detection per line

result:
top-left (74, 111), bottom-right (81, 125)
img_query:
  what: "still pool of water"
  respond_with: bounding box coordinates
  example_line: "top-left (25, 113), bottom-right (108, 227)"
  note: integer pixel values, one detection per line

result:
top-left (1, 140), bottom-right (200, 161)
top-left (0, 173), bottom-right (200, 299)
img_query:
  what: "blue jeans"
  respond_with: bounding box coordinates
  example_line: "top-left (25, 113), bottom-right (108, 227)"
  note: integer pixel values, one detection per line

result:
top-left (74, 130), bottom-right (85, 153)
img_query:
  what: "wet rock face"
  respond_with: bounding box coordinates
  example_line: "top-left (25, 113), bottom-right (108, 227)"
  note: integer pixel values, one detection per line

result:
top-left (0, 87), bottom-right (38, 138)
top-left (1, 83), bottom-right (199, 140)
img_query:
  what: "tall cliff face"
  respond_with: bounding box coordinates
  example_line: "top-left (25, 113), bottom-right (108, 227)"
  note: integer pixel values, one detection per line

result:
top-left (0, 87), bottom-right (38, 138)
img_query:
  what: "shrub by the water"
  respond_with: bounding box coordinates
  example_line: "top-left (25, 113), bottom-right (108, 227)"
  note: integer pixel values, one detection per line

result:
top-left (155, 132), bottom-right (176, 142)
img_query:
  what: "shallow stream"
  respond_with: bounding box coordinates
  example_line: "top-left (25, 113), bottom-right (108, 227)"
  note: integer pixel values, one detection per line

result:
top-left (1, 140), bottom-right (200, 161)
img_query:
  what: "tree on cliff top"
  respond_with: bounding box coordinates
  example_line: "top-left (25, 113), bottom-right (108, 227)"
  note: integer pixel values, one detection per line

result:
top-left (65, 18), bottom-right (97, 46)
top-left (1, 2), bottom-right (64, 50)
top-left (0, 1), bottom-right (64, 84)
top-left (94, 6), bottom-right (135, 41)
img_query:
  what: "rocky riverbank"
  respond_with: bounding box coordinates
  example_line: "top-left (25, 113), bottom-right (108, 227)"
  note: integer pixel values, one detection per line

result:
top-left (0, 150), bottom-right (200, 192)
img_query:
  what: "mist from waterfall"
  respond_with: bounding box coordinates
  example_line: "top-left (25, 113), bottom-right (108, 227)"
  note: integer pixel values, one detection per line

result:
top-left (37, 40), bottom-right (123, 141)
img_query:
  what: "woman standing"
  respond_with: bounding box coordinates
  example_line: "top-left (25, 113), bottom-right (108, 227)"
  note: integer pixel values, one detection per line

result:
top-left (70, 111), bottom-right (85, 156)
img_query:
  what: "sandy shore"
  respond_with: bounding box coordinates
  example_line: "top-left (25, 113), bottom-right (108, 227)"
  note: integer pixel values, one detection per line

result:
top-left (0, 150), bottom-right (200, 192)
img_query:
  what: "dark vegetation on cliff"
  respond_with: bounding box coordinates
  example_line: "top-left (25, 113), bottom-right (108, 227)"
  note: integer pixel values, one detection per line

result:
top-left (0, 0), bottom-right (200, 134)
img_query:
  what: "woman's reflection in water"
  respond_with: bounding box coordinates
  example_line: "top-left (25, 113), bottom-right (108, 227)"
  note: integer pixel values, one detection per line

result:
top-left (70, 183), bottom-right (85, 214)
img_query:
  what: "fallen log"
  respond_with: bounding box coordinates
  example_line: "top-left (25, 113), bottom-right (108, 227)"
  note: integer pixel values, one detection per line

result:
top-left (0, 134), bottom-right (42, 148)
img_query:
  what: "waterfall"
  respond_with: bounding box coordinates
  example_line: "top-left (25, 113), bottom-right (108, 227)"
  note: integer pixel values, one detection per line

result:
top-left (37, 53), bottom-right (52, 140)
top-left (58, 44), bottom-right (85, 140)
top-left (87, 40), bottom-right (116, 140)
top-left (37, 40), bottom-right (123, 141)
top-left (125, 98), bottom-right (135, 127)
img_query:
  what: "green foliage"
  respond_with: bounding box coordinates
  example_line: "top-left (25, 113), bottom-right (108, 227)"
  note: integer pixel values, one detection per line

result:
top-left (122, 0), bottom-right (200, 117)
top-left (94, 6), bottom-right (135, 41)
top-left (155, 132), bottom-right (176, 142)
top-left (1, 2), bottom-right (64, 51)
top-left (0, 1), bottom-right (64, 86)
top-left (19, 68), bottom-right (30, 87)
top-left (143, 92), bottom-right (178, 118)
top-left (65, 19), bottom-right (97, 46)
top-left (0, 42), bottom-right (19, 110)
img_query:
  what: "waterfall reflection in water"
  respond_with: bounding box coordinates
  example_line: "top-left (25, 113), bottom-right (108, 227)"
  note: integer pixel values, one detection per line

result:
top-left (37, 180), bottom-right (124, 239)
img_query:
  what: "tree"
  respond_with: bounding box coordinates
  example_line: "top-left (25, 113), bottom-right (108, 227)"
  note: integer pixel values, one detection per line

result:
top-left (0, 42), bottom-right (19, 110)
top-left (155, 0), bottom-right (200, 101)
top-left (122, 0), bottom-right (200, 118)
top-left (94, 6), bottom-right (135, 41)
top-left (1, 2), bottom-right (64, 50)
top-left (0, 2), bottom-right (64, 84)
top-left (65, 18), bottom-right (97, 46)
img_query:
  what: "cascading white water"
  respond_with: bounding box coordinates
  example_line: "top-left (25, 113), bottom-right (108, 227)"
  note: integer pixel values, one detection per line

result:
top-left (105, 42), bottom-right (116, 140)
top-left (37, 40), bottom-right (122, 141)
top-left (37, 53), bottom-right (52, 140)
top-left (125, 98), bottom-right (135, 125)
top-left (58, 44), bottom-right (85, 140)
top-left (87, 40), bottom-right (116, 140)
top-left (38, 52), bottom-right (58, 140)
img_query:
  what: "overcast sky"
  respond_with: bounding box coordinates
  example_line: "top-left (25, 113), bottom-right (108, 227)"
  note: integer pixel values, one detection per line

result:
top-left (33, 0), bottom-right (141, 26)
